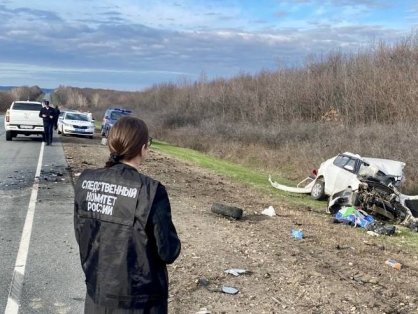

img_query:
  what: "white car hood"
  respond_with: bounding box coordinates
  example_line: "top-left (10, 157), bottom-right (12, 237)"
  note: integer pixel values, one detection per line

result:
top-left (63, 119), bottom-right (92, 126)
top-left (362, 157), bottom-right (405, 177)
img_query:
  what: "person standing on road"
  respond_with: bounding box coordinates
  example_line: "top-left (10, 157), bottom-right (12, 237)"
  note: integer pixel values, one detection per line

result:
top-left (53, 104), bottom-right (60, 131)
top-left (39, 100), bottom-right (54, 145)
top-left (74, 116), bottom-right (181, 314)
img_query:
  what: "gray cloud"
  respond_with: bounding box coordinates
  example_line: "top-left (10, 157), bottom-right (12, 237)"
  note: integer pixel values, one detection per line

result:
top-left (0, 2), bottom-right (413, 90)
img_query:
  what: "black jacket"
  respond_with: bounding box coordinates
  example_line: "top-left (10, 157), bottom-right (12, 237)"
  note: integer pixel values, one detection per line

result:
top-left (74, 163), bottom-right (181, 309)
top-left (39, 106), bottom-right (55, 124)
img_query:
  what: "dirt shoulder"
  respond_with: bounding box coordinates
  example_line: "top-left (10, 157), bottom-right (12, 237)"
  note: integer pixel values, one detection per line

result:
top-left (62, 135), bottom-right (418, 314)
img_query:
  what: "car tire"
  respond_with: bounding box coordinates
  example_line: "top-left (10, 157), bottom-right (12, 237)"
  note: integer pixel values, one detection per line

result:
top-left (211, 203), bottom-right (243, 219)
top-left (311, 179), bottom-right (326, 200)
top-left (6, 131), bottom-right (12, 141)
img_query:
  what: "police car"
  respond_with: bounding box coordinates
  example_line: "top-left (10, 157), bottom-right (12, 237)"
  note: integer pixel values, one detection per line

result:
top-left (101, 108), bottom-right (132, 137)
top-left (57, 111), bottom-right (95, 139)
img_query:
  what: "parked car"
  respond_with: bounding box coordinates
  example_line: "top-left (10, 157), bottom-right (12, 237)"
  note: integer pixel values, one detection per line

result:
top-left (57, 111), bottom-right (95, 138)
top-left (269, 152), bottom-right (405, 200)
top-left (101, 108), bottom-right (132, 137)
top-left (4, 100), bottom-right (44, 141)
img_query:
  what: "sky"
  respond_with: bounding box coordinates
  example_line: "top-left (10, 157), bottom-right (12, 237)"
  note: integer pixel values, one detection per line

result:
top-left (0, 0), bottom-right (417, 91)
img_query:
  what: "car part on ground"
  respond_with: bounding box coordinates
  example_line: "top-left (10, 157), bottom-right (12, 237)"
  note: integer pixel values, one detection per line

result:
top-left (328, 178), bottom-right (418, 230)
top-left (269, 152), bottom-right (405, 200)
top-left (211, 202), bottom-right (243, 219)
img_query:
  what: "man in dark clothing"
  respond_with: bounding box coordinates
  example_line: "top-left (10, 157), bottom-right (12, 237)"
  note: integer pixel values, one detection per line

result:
top-left (39, 100), bottom-right (55, 145)
top-left (53, 104), bottom-right (60, 130)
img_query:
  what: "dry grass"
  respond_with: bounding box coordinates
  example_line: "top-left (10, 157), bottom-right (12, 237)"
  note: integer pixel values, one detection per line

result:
top-left (154, 121), bottom-right (418, 194)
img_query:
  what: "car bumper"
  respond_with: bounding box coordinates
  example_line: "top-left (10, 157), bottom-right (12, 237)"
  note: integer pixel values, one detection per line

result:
top-left (63, 128), bottom-right (94, 136)
top-left (5, 124), bottom-right (44, 133)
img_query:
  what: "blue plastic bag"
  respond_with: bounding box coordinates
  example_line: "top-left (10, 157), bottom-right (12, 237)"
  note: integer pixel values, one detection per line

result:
top-left (335, 207), bottom-right (374, 228)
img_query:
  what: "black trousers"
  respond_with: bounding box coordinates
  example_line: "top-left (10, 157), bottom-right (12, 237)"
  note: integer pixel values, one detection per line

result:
top-left (84, 292), bottom-right (168, 314)
top-left (43, 122), bottom-right (54, 144)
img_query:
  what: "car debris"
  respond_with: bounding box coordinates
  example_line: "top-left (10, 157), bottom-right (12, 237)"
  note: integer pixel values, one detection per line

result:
top-left (195, 308), bottom-right (211, 314)
top-left (385, 259), bottom-right (402, 270)
top-left (211, 203), bottom-right (243, 219)
top-left (224, 268), bottom-right (251, 276)
top-left (269, 152), bottom-right (405, 200)
top-left (328, 178), bottom-right (418, 229)
top-left (270, 152), bottom-right (418, 229)
top-left (197, 277), bottom-right (239, 295)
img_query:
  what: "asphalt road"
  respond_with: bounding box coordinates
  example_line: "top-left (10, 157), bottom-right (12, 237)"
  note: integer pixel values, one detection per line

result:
top-left (0, 116), bottom-right (85, 313)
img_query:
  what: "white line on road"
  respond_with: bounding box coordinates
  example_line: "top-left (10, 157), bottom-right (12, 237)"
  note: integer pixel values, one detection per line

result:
top-left (5, 142), bottom-right (45, 314)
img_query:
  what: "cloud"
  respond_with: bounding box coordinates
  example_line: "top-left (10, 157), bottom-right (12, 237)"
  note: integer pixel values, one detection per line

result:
top-left (0, 0), bottom-right (415, 90)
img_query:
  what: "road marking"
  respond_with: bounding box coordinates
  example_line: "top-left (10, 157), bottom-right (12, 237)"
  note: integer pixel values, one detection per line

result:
top-left (5, 142), bottom-right (45, 314)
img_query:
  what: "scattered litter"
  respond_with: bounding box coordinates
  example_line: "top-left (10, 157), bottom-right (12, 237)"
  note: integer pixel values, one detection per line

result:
top-left (198, 277), bottom-right (210, 288)
top-left (197, 277), bottom-right (239, 295)
top-left (291, 228), bottom-right (304, 240)
top-left (366, 221), bottom-right (396, 236)
top-left (336, 244), bottom-right (350, 250)
top-left (101, 138), bottom-right (108, 146)
top-left (221, 286), bottom-right (239, 295)
top-left (74, 173), bottom-right (81, 177)
top-left (334, 206), bottom-right (374, 228)
top-left (385, 259), bottom-right (402, 270)
top-left (224, 268), bottom-right (249, 276)
top-left (261, 205), bottom-right (276, 217)
top-left (366, 231), bottom-right (380, 237)
top-left (195, 308), bottom-right (211, 314)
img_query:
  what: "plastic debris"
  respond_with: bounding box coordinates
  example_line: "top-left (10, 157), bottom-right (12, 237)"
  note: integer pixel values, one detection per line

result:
top-left (224, 268), bottom-right (248, 276)
top-left (334, 206), bottom-right (374, 228)
top-left (222, 286), bottom-right (239, 294)
top-left (291, 228), bottom-right (304, 240)
top-left (195, 308), bottom-right (211, 314)
top-left (385, 259), bottom-right (402, 270)
top-left (261, 205), bottom-right (276, 217)
top-left (197, 277), bottom-right (239, 295)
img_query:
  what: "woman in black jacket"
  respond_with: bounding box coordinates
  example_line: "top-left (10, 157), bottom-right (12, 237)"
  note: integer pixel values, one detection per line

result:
top-left (74, 116), bottom-right (181, 314)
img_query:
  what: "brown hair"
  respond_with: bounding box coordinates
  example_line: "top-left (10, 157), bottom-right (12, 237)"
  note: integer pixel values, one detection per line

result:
top-left (105, 116), bottom-right (149, 168)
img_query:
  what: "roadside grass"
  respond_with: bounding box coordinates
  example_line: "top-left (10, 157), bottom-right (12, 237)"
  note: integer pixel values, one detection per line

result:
top-left (390, 227), bottom-right (418, 251)
top-left (152, 139), bottom-right (418, 250)
top-left (153, 139), bottom-right (326, 211)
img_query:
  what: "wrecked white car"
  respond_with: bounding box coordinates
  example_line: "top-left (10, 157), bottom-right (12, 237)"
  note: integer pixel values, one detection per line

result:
top-left (269, 152), bottom-right (405, 200)
top-left (328, 178), bottom-right (418, 228)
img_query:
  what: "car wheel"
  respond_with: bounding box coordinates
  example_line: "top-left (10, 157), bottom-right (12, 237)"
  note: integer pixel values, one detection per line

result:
top-left (6, 131), bottom-right (12, 141)
top-left (211, 203), bottom-right (243, 219)
top-left (311, 179), bottom-right (325, 200)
